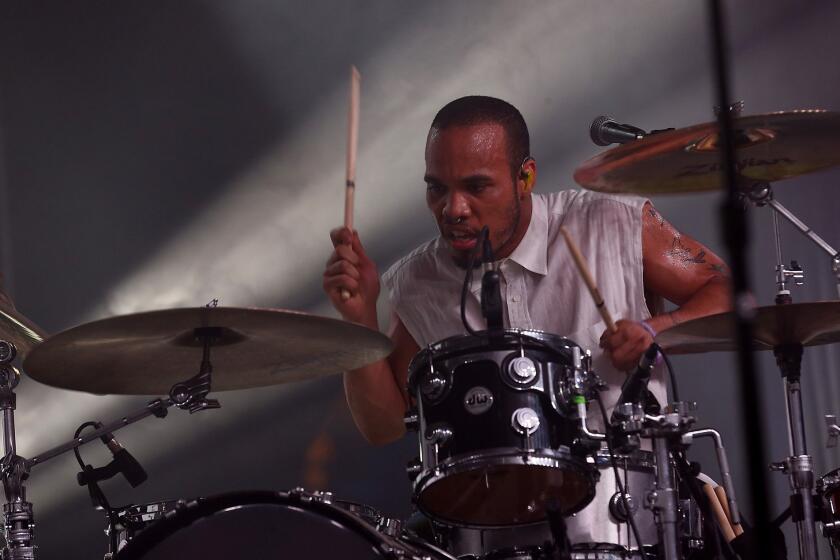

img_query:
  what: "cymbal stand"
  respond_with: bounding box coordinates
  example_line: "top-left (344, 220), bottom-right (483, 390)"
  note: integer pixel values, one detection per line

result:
top-left (27, 328), bottom-right (222, 469)
top-left (745, 182), bottom-right (839, 299)
top-left (744, 181), bottom-right (825, 560)
top-left (0, 341), bottom-right (34, 560)
top-left (770, 343), bottom-right (821, 560)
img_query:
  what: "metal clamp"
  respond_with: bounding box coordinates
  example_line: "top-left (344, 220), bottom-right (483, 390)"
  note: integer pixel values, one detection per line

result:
top-left (826, 415), bottom-right (840, 448)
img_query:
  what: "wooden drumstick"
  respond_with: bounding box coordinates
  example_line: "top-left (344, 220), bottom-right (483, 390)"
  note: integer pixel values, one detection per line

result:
top-left (715, 485), bottom-right (744, 536)
top-left (340, 65), bottom-right (361, 301)
top-left (703, 483), bottom-right (737, 543)
top-left (560, 226), bottom-right (617, 333)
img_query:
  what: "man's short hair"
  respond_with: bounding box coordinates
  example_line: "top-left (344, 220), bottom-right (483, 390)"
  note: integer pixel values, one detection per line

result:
top-left (430, 96), bottom-right (530, 177)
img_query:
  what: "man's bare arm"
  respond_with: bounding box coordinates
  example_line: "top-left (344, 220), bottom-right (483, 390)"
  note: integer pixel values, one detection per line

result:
top-left (324, 226), bottom-right (419, 445)
top-left (601, 202), bottom-right (732, 370)
top-left (343, 311), bottom-right (419, 445)
top-left (642, 202), bottom-right (732, 332)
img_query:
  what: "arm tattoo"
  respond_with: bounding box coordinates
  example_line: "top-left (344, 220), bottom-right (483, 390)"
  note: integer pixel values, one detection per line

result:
top-left (666, 235), bottom-right (707, 265)
top-left (708, 263), bottom-right (726, 274)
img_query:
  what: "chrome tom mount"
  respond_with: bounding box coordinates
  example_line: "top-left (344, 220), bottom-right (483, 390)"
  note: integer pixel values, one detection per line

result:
top-left (579, 391), bottom-right (742, 560)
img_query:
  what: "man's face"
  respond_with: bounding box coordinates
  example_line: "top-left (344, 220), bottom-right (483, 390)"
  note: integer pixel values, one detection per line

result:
top-left (424, 123), bottom-right (527, 267)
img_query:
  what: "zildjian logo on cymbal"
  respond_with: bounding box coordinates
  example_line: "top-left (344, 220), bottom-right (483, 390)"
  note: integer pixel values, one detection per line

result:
top-left (675, 156), bottom-right (795, 177)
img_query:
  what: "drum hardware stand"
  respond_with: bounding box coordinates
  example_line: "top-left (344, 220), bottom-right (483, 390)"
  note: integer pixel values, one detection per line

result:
top-left (0, 329), bottom-right (225, 560)
top-left (744, 181), bottom-right (839, 299)
top-left (27, 330), bottom-right (223, 469)
top-left (769, 342), bottom-right (821, 560)
top-left (679, 429), bottom-right (741, 526)
top-left (0, 341), bottom-right (34, 560)
top-left (579, 398), bottom-right (702, 560)
top-left (747, 179), bottom-right (828, 560)
top-left (638, 402), bottom-right (697, 560)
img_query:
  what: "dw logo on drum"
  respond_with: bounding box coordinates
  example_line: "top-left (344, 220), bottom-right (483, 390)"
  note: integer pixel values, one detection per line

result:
top-left (463, 386), bottom-right (494, 415)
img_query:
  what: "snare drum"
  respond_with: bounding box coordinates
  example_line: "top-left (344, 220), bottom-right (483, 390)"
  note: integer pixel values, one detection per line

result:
top-left (406, 330), bottom-right (599, 527)
top-left (117, 489), bottom-right (455, 560)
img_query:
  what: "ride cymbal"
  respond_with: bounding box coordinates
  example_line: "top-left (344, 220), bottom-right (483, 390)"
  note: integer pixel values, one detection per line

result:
top-left (0, 288), bottom-right (46, 359)
top-left (574, 111), bottom-right (840, 195)
top-left (23, 307), bottom-right (392, 395)
top-left (655, 301), bottom-right (840, 354)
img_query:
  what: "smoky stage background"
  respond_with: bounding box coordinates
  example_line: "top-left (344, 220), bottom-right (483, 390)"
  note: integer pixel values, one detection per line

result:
top-left (0, 1), bottom-right (839, 558)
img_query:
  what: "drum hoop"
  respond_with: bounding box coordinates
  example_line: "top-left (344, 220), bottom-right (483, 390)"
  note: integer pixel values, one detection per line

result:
top-left (407, 329), bottom-right (580, 391)
top-left (593, 449), bottom-right (656, 472)
top-left (116, 490), bottom-right (393, 560)
top-left (413, 447), bottom-right (598, 528)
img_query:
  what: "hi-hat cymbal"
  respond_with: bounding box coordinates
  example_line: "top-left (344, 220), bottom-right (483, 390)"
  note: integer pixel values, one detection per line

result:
top-left (655, 301), bottom-right (840, 354)
top-left (23, 307), bottom-right (392, 395)
top-left (0, 288), bottom-right (46, 359)
top-left (574, 111), bottom-right (840, 195)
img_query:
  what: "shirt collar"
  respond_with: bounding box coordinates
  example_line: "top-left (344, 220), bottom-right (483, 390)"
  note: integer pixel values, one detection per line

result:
top-left (506, 194), bottom-right (548, 276)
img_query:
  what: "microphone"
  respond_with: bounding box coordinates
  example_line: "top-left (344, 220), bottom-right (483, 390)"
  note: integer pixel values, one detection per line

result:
top-left (590, 115), bottom-right (647, 146)
top-left (99, 430), bottom-right (148, 488)
top-left (611, 343), bottom-right (659, 423)
top-left (479, 228), bottom-right (504, 331)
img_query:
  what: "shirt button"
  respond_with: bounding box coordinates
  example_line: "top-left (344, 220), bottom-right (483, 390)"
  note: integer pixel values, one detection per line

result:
top-left (512, 295), bottom-right (521, 303)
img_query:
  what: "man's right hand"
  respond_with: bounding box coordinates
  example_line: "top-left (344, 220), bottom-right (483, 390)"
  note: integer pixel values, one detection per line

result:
top-left (324, 227), bottom-right (380, 327)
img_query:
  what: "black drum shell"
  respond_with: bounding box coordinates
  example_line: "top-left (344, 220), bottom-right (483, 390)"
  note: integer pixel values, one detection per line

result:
top-left (408, 330), bottom-right (598, 527)
top-left (117, 491), bottom-right (447, 560)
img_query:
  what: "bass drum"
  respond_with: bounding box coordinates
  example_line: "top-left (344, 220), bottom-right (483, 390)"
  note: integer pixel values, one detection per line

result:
top-left (117, 490), bottom-right (455, 560)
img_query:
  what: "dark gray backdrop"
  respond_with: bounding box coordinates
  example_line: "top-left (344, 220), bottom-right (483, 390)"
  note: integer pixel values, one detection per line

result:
top-left (1, 1), bottom-right (839, 558)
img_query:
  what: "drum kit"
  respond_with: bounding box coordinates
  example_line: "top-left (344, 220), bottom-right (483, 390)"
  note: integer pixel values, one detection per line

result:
top-left (0, 108), bottom-right (838, 560)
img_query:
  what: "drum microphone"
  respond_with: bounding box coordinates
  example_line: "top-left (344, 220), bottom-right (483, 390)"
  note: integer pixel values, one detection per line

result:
top-left (479, 227), bottom-right (504, 331)
top-left (611, 343), bottom-right (659, 424)
top-left (77, 424), bottom-right (148, 488)
top-left (100, 431), bottom-right (148, 487)
top-left (589, 115), bottom-right (647, 146)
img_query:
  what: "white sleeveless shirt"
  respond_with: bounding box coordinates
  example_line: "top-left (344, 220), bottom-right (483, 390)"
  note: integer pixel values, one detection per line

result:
top-left (382, 189), bottom-right (666, 414)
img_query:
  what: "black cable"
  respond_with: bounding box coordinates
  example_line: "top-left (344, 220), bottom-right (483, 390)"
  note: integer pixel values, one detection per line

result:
top-left (772, 506), bottom-right (791, 528)
top-left (594, 393), bottom-right (650, 560)
top-left (459, 227), bottom-right (489, 336)
top-left (74, 421), bottom-right (119, 557)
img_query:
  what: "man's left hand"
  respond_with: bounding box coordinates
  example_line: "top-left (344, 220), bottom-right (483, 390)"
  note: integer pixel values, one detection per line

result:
top-left (599, 319), bottom-right (655, 372)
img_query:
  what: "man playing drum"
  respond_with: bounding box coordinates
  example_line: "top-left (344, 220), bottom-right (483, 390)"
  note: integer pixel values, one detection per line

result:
top-left (322, 96), bottom-right (731, 547)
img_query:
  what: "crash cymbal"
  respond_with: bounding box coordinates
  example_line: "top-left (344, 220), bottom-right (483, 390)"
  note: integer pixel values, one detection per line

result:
top-left (655, 301), bottom-right (840, 354)
top-left (22, 307), bottom-right (392, 395)
top-left (574, 110), bottom-right (840, 194)
top-left (0, 288), bottom-right (46, 358)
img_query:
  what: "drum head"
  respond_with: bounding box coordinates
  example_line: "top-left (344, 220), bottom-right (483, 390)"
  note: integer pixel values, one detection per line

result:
top-left (118, 491), bottom-right (389, 560)
top-left (416, 451), bottom-right (596, 526)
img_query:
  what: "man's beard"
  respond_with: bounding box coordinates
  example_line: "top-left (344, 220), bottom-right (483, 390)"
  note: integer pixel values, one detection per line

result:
top-left (449, 196), bottom-right (521, 270)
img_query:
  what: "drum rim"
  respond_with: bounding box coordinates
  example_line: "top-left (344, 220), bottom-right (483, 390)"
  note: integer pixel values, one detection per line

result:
top-left (593, 449), bottom-right (656, 472)
top-left (407, 329), bottom-right (581, 388)
top-left (413, 447), bottom-right (598, 528)
top-left (116, 490), bottom-right (393, 560)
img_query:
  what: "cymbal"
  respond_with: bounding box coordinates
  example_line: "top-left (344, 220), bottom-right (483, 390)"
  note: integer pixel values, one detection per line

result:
top-left (23, 307), bottom-right (392, 395)
top-left (574, 111), bottom-right (840, 195)
top-left (655, 301), bottom-right (840, 354)
top-left (0, 288), bottom-right (46, 358)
